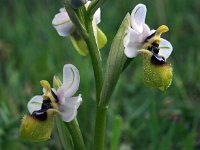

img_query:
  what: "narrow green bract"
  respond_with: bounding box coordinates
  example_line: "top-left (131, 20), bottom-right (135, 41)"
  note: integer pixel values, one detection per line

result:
top-left (99, 13), bottom-right (130, 106)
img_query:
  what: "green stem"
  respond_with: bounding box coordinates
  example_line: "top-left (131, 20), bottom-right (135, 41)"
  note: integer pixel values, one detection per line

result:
top-left (56, 117), bottom-right (74, 150)
top-left (84, 17), bottom-right (103, 102)
top-left (88, 0), bottom-right (107, 16)
top-left (93, 106), bottom-right (108, 150)
top-left (65, 119), bottom-right (86, 150)
top-left (83, 11), bottom-right (107, 150)
top-left (64, 1), bottom-right (88, 39)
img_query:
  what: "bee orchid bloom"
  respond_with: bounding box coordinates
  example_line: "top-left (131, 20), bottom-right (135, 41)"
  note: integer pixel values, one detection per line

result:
top-left (52, 2), bottom-right (107, 56)
top-left (52, 2), bottom-right (101, 37)
top-left (28, 64), bottom-right (82, 122)
top-left (123, 4), bottom-right (172, 59)
top-left (123, 3), bottom-right (173, 91)
top-left (20, 64), bottom-right (82, 141)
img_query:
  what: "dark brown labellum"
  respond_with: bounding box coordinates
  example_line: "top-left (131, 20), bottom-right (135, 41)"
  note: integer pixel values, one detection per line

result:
top-left (147, 42), bottom-right (165, 65)
top-left (31, 110), bottom-right (47, 121)
top-left (151, 52), bottom-right (165, 65)
top-left (31, 99), bottom-right (53, 121)
top-left (41, 99), bottom-right (53, 110)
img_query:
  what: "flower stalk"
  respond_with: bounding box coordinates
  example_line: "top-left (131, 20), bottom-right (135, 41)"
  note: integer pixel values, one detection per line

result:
top-left (64, 0), bottom-right (88, 39)
top-left (93, 106), bottom-right (108, 150)
top-left (87, 0), bottom-right (106, 16)
top-left (84, 17), bottom-right (103, 101)
top-left (65, 119), bottom-right (86, 150)
top-left (56, 117), bottom-right (74, 150)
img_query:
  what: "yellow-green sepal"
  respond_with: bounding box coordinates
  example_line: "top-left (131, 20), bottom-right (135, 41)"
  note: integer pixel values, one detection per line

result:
top-left (70, 35), bottom-right (89, 56)
top-left (19, 112), bottom-right (54, 142)
top-left (53, 76), bottom-right (62, 91)
top-left (96, 27), bottom-right (107, 49)
top-left (142, 52), bottom-right (173, 91)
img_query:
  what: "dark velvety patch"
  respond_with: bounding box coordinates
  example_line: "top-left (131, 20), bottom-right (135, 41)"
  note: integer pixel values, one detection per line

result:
top-left (31, 99), bottom-right (53, 121)
top-left (147, 42), bottom-right (160, 54)
top-left (41, 99), bottom-right (53, 110)
top-left (151, 53), bottom-right (165, 65)
top-left (31, 110), bottom-right (47, 121)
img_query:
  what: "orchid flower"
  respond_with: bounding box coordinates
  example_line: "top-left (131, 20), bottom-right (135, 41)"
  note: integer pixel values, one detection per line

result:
top-left (123, 4), bottom-right (173, 62)
top-left (20, 64), bottom-right (82, 141)
top-left (52, 1), bottom-right (106, 56)
top-left (123, 4), bottom-right (173, 91)
top-left (28, 64), bottom-right (82, 122)
top-left (52, 1), bottom-right (101, 36)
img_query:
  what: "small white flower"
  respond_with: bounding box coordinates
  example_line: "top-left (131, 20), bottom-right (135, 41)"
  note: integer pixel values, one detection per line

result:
top-left (52, 8), bottom-right (74, 36)
top-left (27, 64), bottom-right (82, 122)
top-left (52, 1), bottom-right (101, 37)
top-left (123, 4), bottom-right (172, 61)
top-left (69, 0), bottom-right (88, 9)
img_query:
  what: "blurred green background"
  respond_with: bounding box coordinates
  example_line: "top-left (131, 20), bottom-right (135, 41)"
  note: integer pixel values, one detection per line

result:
top-left (1, 0), bottom-right (200, 149)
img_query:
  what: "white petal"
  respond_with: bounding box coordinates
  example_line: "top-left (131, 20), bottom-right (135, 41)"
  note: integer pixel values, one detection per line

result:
top-left (124, 42), bottom-right (141, 58)
top-left (124, 27), bottom-right (140, 45)
top-left (57, 64), bottom-right (80, 102)
top-left (27, 96), bottom-right (43, 114)
top-left (149, 29), bottom-right (156, 35)
top-left (59, 8), bottom-right (66, 12)
top-left (94, 8), bottom-right (101, 24)
top-left (123, 27), bottom-right (143, 58)
top-left (52, 9), bottom-right (74, 36)
top-left (141, 24), bottom-right (151, 40)
top-left (84, 1), bottom-right (91, 8)
top-left (159, 38), bottom-right (173, 60)
top-left (59, 95), bottom-right (82, 122)
top-left (131, 4), bottom-right (147, 33)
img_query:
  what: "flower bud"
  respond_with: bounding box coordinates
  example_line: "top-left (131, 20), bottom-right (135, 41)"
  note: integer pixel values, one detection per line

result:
top-left (53, 76), bottom-right (62, 90)
top-left (69, 0), bottom-right (88, 9)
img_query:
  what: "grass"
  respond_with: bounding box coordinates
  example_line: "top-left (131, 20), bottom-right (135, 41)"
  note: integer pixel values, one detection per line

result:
top-left (0, 0), bottom-right (200, 149)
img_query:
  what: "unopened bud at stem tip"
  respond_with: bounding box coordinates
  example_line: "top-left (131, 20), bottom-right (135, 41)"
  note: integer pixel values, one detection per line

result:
top-left (68, 0), bottom-right (88, 9)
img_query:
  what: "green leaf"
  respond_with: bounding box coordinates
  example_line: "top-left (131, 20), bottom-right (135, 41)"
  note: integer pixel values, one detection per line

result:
top-left (111, 116), bottom-right (122, 150)
top-left (99, 13), bottom-right (130, 106)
